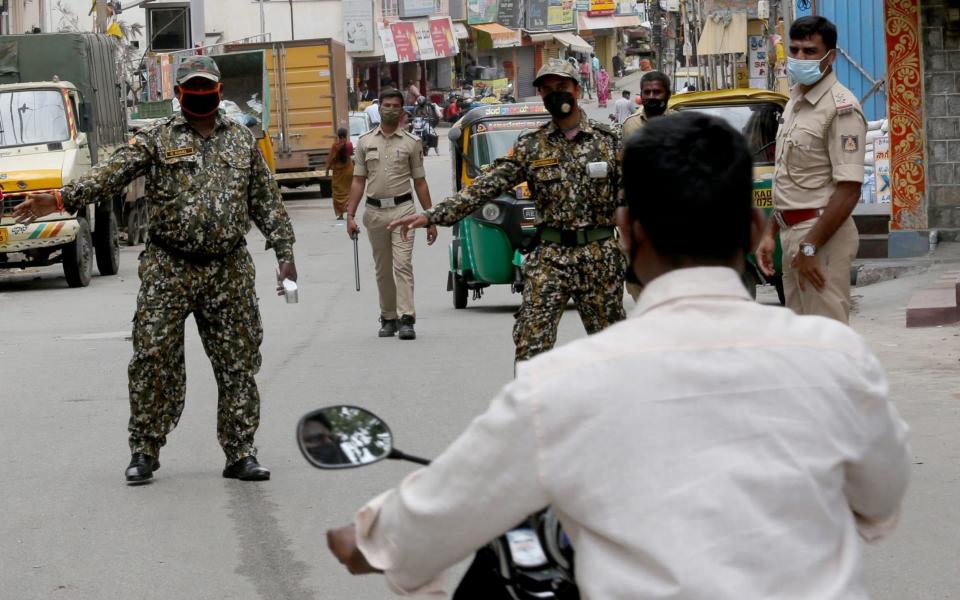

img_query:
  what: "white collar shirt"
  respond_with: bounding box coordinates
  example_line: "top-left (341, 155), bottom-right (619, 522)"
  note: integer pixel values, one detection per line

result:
top-left (614, 97), bottom-right (634, 123)
top-left (364, 103), bottom-right (381, 124)
top-left (355, 267), bottom-right (910, 599)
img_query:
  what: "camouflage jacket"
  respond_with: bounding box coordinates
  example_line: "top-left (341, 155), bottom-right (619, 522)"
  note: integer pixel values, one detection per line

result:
top-left (62, 112), bottom-right (295, 262)
top-left (424, 113), bottom-right (622, 229)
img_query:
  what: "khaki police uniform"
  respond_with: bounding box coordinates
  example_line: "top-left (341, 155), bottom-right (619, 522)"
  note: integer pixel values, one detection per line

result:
top-left (774, 71), bottom-right (866, 323)
top-left (619, 105), bottom-right (676, 302)
top-left (354, 125), bottom-right (426, 320)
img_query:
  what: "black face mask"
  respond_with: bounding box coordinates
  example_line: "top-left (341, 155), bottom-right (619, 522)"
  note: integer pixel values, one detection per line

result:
top-left (178, 87), bottom-right (222, 119)
top-left (642, 98), bottom-right (667, 117)
top-left (543, 90), bottom-right (576, 118)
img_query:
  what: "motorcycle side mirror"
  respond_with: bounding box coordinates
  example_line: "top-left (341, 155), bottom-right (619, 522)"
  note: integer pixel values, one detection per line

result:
top-left (448, 127), bottom-right (462, 142)
top-left (296, 405), bottom-right (394, 469)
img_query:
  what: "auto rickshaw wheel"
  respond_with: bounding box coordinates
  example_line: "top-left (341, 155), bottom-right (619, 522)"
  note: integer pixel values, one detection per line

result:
top-left (453, 273), bottom-right (468, 309)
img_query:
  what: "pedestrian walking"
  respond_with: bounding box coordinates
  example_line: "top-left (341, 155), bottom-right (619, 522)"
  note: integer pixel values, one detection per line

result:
top-left (390, 59), bottom-right (625, 361)
top-left (579, 58), bottom-right (593, 99)
top-left (14, 56), bottom-right (297, 483)
top-left (596, 66), bottom-right (610, 108)
top-left (621, 71), bottom-right (675, 302)
top-left (364, 98), bottom-right (381, 126)
top-left (591, 52), bottom-right (600, 88)
top-left (613, 90), bottom-right (634, 124)
top-left (326, 127), bottom-right (354, 220)
top-left (757, 16), bottom-right (866, 323)
top-left (345, 90), bottom-right (438, 341)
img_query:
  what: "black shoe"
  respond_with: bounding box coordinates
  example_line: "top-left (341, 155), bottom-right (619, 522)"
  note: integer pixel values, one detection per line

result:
top-left (125, 452), bottom-right (159, 484)
top-left (222, 456), bottom-right (270, 481)
top-left (378, 318), bottom-right (398, 337)
top-left (398, 315), bottom-right (416, 340)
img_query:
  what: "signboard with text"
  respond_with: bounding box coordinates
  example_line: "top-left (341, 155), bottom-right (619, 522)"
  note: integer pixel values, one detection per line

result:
top-left (496, 0), bottom-right (524, 29)
top-left (399, 0), bottom-right (435, 18)
top-left (342, 0), bottom-right (375, 52)
top-left (467, 0), bottom-right (498, 24)
top-left (548, 0), bottom-right (575, 29)
top-left (377, 24), bottom-right (399, 63)
top-left (588, 0), bottom-right (615, 16)
top-left (390, 21), bottom-right (419, 62)
top-left (429, 17), bottom-right (458, 58)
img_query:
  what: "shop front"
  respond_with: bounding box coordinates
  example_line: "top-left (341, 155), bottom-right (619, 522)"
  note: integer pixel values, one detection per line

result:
top-left (365, 16), bottom-right (460, 103)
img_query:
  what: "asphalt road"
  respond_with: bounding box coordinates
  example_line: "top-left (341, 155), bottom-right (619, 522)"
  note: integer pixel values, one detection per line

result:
top-left (2, 109), bottom-right (957, 599)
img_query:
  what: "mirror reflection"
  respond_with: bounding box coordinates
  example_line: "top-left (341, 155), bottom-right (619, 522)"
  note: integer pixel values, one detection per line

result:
top-left (299, 406), bottom-right (393, 469)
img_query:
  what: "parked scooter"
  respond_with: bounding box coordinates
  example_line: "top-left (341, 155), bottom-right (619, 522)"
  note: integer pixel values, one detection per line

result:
top-left (297, 405), bottom-right (580, 600)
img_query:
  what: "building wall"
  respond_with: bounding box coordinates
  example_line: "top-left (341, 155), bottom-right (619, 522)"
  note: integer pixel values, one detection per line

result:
top-left (921, 0), bottom-right (960, 229)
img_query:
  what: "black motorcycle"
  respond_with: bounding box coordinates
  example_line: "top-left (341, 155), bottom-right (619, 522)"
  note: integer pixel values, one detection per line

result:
top-left (297, 405), bottom-right (579, 600)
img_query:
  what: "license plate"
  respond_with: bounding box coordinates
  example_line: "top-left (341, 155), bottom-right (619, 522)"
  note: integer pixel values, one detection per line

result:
top-left (0, 227), bottom-right (7, 244)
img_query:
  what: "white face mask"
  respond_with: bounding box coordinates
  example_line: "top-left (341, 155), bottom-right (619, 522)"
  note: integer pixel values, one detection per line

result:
top-left (787, 50), bottom-right (833, 86)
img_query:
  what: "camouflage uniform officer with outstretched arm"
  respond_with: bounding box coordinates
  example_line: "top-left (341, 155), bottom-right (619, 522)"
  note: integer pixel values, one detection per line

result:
top-left (392, 60), bottom-right (626, 361)
top-left (14, 56), bottom-right (296, 483)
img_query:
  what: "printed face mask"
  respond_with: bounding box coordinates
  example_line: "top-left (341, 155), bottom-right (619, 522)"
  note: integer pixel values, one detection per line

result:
top-left (178, 83), bottom-right (222, 118)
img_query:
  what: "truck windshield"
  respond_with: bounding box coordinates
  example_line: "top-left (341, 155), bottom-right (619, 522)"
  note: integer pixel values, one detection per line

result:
top-left (0, 90), bottom-right (70, 148)
top-left (466, 119), bottom-right (549, 178)
top-left (673, 102), bottom-right (782, 165)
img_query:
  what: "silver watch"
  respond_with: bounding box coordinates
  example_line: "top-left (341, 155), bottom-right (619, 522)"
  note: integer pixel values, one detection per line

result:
top-left (800, 242), bottom-right (817, 257)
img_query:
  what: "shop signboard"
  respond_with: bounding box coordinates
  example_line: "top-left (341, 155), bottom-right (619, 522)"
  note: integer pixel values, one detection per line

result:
top-left (526, 0), bottom-right (549, 30)
top-left (429, 16), bottom-right (458, 58)
top-left (589, 0), bottom-right (615, 16)
top-left (343, 0), bottom-right (375, 53)
top-left (496, 0), bottom-right (524, 29)
top-left (399, 0), bottom-right (435, 19)
top-left (576, 0), bottom-right (591, 10)
top-left (748, 35), bottom-right (767, 88)
top-left (467, 0), bottom-right (498, 24)
top-left (378, 23), bottom-right (400, 63)
top-left (874, 136), bottom-right (891, 204)
top-left (391, 21), bottom-right (420, 62)
top-left (548, 0), bottom-right (575, 30)
top-left (413, 19), bottom-right (437, 61)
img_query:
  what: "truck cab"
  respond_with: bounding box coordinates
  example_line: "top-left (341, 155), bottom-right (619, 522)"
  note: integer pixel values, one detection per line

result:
top-left (0, 81), bottom-right (119, 286)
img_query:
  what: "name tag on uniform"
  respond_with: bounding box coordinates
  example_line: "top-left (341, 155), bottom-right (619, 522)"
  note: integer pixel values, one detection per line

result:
top-left (531, 158), bottom-right (560, 169)
top-left (165, 147), bottom-right (195, 160)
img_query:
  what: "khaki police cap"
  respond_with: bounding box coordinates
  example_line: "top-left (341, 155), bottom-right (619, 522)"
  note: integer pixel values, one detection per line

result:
top-left (533, 59), bottom-right (580, 88)
top-left (176, 55), bottom-right (221, 85)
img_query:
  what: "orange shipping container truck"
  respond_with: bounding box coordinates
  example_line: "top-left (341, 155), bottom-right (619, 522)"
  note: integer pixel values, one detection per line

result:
top-left (226, 38), bottom-right (348, 191)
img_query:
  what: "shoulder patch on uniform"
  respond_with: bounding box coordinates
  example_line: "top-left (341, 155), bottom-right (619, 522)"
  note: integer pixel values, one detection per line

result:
top-left (832, 85), bottom-right (856, 115)
top-left (841, 135), bottom-right (860, 153)
top-left (400, 129), bottom-right (420, 142)
top-left (588, 119), bottom-right (615, 136)
top-left (358, 128), bottom-right (376, 139)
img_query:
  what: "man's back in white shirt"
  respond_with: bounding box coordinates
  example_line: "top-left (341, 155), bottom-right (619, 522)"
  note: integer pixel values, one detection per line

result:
top-left (364, 103), bottom-right (381, 125)
top-left (614, 96), bottom-right (634, 123)
top-left (354, 267), bottom-right (910, 598)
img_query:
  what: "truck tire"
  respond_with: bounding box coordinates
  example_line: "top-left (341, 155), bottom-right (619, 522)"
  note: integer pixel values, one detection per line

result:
top-left (94, 210), bottom-right (120, 275)
top-left (453, 273), bottom-right (468, 309)
top-left (63, 218), bottom-right (93, 288)
top-left (126, 204), bottom-right (142, 246)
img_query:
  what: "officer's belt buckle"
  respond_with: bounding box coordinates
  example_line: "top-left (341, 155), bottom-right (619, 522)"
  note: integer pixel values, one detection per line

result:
top-left (380, 198), bottom-right (396, 208)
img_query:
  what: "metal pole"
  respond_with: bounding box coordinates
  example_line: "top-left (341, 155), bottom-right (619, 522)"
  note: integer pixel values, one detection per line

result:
top-left (352, 232), bottom-right (361, 291)
top-left (259, 0), bottom-right (265, 37)
top-left (650, 0), bottom-right (663, 71)
top-left (782, 0), bottom-right (793, 42)
top-left (288, 0), bottom-right (294, 40)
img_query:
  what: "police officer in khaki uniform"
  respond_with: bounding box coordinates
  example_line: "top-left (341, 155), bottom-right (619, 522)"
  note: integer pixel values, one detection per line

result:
top-left (346, 90), bottom-right (437, 340)
top-left (757, 16), bottom-right (866, 324)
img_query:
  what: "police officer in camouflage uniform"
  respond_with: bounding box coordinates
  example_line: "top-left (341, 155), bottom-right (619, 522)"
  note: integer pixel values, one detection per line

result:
top-left (15, 56), bottom-right (296, 483)
top-left (392, 59), bottom-right (626, 361)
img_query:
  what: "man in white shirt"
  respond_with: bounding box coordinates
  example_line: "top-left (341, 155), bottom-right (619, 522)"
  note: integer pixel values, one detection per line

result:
top-left (613, 89), bottom-right (634, 124)
top-left (326, 112), bottom-right (911, 599)
top-left (363, 98), bottom-right (381, 127)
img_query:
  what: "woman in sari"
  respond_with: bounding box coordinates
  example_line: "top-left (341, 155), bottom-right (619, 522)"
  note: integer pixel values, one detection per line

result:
top-left (596, 66), bottom-right (610, 108)
top-left (325, 128), bottom-right (354, 219)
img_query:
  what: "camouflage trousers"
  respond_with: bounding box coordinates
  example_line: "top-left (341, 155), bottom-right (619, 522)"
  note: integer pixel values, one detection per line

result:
top-left (513, 236), bottom-right (627, 362)
top-left (128, 244), bottom-right (263, 465)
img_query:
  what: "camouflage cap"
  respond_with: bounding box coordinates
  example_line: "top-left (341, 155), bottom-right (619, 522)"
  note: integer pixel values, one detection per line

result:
top-left (176, 55), bottom-right (221, 85)
top-left (532, 59), bottom-right (580, 88)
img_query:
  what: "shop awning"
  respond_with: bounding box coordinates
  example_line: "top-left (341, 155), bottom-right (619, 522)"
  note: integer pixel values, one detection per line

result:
top-left (526, 32), bottom-right (555, 43)
top-left (577, 14), bottom-right (617, 31)
top-left (471, 23), bottom-right (521, 47)
top-left (613, 15), bottom-right (643, 28)
top-left (697, 12), bottom-right (747, 56)
top-left (553, 32), bottom-right (593, 52)
top-left (452, 22), bottom-right (470, 40)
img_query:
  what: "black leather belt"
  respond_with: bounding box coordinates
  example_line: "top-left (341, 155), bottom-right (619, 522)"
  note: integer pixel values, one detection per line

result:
top-left (366, 193), bottom-right (413, 208)
top-left (540, 226), bottom-right (615, 247)
top-left (150, 237), bottom-right (244, 266)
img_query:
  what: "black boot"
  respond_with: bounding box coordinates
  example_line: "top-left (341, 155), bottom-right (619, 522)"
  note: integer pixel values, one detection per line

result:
top-left (398, 315), bottom-right (416, 340)
top-left (223, 456), bottom-right (270, 481)
top-left (125, 452), bottom-right (159, 484)
top-left (378, 317), bottom-right (398, 337)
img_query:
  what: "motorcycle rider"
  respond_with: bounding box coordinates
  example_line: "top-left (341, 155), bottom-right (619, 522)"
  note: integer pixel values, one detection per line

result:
top-left (411, 96), bottom-right (439, 155)
top-left (326, 113), bottom-right (909, 598)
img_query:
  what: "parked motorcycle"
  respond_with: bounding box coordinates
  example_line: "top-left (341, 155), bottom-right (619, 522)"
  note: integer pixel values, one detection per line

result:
top-left (297, 405), bottom-right (580, 600)
top-left (499, 83), bottom-right (517, 104)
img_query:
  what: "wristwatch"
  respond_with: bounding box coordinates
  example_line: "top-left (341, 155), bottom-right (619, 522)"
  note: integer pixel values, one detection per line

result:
top-left (800, 242), bottom-right (817, 257)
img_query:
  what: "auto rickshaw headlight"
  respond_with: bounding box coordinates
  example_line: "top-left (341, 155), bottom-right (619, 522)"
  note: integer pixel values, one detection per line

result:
top-left (481, 202), bottom-right (501, 221)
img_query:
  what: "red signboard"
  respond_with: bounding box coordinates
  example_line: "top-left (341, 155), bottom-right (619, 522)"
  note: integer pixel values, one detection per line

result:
top-left (429, 17), bottom-right (455, 58)
top-left (390, 21), bottom-right (420, 62)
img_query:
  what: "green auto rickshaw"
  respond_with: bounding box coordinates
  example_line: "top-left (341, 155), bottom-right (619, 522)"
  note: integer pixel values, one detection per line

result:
top-left (669, 89), bottom-right (788, 304)
top-left (445, 103), bottom-right (552, 309)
